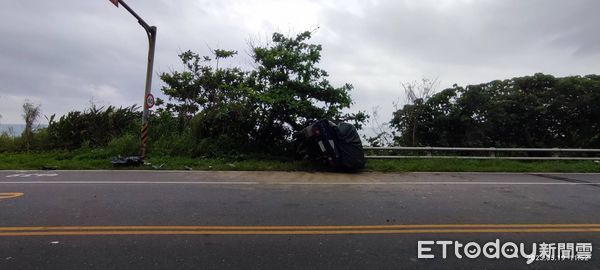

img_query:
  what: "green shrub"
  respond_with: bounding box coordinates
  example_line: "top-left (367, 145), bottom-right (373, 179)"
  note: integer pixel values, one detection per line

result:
top-left (46, 105), bottom-right (140, 149)
top-left (149, 130), bottom-right (196, 157)
top-left (107, 133), bottom-right (139, 156)
top-left (0, 133), bottom-right (21, 152)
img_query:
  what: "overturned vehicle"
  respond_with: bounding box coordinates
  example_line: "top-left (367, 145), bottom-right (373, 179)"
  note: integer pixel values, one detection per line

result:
top-left (294, 120), bottom-right (365, 171)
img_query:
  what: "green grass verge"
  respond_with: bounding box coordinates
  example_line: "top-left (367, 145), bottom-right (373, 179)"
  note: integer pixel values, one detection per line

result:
top-left (366, 158), bottom-right (600, 173)
top-left (1, 151), bottom-right (599, 172)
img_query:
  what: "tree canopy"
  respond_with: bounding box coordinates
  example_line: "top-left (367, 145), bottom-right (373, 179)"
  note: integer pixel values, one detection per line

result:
top-left (390, 73), bottom-right (600, 148)
top-left (159, 31), bottom-right (366, 154)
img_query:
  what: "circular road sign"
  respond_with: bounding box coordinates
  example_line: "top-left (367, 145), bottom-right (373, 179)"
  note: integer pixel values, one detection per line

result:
top-left (146, 93), bottom-right (155, 109)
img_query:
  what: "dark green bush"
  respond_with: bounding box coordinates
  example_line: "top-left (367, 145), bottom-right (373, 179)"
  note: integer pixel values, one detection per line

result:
top-left (0, 133), bottom-right (21, 152)
top-left (45, 105), bottom-right (140, 149)
top-left (148, 129), bottom-right (196, 157)
top-left (107, 133), bottom-right (139, 156)
top-left (391, 74), bottom-right (600, 148)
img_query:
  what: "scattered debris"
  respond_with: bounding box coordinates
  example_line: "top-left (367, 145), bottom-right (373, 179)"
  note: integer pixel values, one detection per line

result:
top-left (50, 241), bottom-right (60, 245)
top-left (227, 163), bottom-right (236, 168)
top-left (111, 156), bottom-right (143, 167)
top-left (152, 163), bottom-right (164, 170)
top-left (184, 166), bottom-right (193, 171)
top-left (142, 161), bottom-right (165, 170)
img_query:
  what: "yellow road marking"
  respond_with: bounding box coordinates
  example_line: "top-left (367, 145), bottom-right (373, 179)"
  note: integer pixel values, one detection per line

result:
top-left (1, 228), bottom-right (600, 236)
top-left (0, 192), bottom-right (23, 200)
top-left (1, 224), bottom-right (600, 236)
top-left (2, 224), bottom-right (600, 231)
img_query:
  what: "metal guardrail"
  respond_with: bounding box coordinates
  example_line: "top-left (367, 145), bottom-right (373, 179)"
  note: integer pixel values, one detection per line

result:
top-left (363, 146), bottom-right (600, 160)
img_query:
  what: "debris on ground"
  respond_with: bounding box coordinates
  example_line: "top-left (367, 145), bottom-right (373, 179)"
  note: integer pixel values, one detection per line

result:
top-left (140, 161), bottom-right (165, 170)
top-left (151, 163), bottom-right (165, 170)
top-left (110, 156), bottom-right (144, 167)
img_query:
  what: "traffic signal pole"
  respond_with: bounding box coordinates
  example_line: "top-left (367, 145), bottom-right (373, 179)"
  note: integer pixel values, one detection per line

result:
top-left (109, 0), bottom-right (156, 159)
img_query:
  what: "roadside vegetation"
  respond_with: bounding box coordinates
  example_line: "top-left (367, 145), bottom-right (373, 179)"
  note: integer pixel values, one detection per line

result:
top-left (1, 151), bottom-right (599, 172)
top-left (1, 30), bottom-right (599, 172)
top-left (389, 73), bottom-right (600, 148)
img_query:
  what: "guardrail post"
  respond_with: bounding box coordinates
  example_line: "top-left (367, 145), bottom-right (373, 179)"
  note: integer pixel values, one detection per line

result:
top-left (426, 146), bottom-right (432, 157)
top-left (552, 148), bottom-right (560, 158)
top-left (489, 147), bottom-right (496, 158)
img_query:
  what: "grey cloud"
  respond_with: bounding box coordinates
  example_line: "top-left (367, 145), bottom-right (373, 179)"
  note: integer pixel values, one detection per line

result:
top-left (322, 0), bottom-right (600, 65)
top-left (1, 0), bottom-right (599, 126)
top-left (313, 0), bottom-right (600, 130)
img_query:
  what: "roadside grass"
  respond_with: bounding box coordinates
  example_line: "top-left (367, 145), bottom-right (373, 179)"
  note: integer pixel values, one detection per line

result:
top-left (1, 151), bottom-right (599, 172)
top-left (366, 158), bottom-right (600, 173)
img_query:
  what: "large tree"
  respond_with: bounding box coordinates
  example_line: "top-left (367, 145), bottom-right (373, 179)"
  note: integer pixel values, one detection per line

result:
top-left (390, 73), bottom-right (600, 148)
top-left (159, 31), bottom-right (366, 154)
top-left (249, 31), bottom-right (366, 147)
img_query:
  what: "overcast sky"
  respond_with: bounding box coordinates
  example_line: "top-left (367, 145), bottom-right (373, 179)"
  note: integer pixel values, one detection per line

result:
top-left (0, 0), bottom-right (598, 128)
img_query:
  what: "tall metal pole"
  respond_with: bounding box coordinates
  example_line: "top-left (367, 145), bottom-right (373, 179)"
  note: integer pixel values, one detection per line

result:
top-left (110, 0), bottom-right (157, 159)
top-left (140, 26), bottom-right (156, 159)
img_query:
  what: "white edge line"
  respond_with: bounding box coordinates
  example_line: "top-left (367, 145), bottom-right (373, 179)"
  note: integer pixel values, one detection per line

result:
top-left (0, 181), bottom-right (599, 185)
top-left (1, 170), bottom-right (600, 175)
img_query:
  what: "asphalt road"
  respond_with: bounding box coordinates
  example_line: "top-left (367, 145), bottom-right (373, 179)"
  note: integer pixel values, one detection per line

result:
top-left (1, 170), bottom-right (600, 269)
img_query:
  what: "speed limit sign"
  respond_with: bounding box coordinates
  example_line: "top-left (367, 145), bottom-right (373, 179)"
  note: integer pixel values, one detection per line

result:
top-left (146, 93), bottom-right (155, 108)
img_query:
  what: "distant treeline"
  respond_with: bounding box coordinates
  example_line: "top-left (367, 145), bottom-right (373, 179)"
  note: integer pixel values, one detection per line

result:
top-left (391, 73), bottom-right (600, 148)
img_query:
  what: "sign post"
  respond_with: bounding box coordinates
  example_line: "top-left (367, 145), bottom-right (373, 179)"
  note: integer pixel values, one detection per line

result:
top-left (108, 0), bottom-right (157, 159)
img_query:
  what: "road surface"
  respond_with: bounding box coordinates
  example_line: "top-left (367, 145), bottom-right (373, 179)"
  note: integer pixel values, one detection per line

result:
top-left (1, 170), bottom-right (600, 269)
